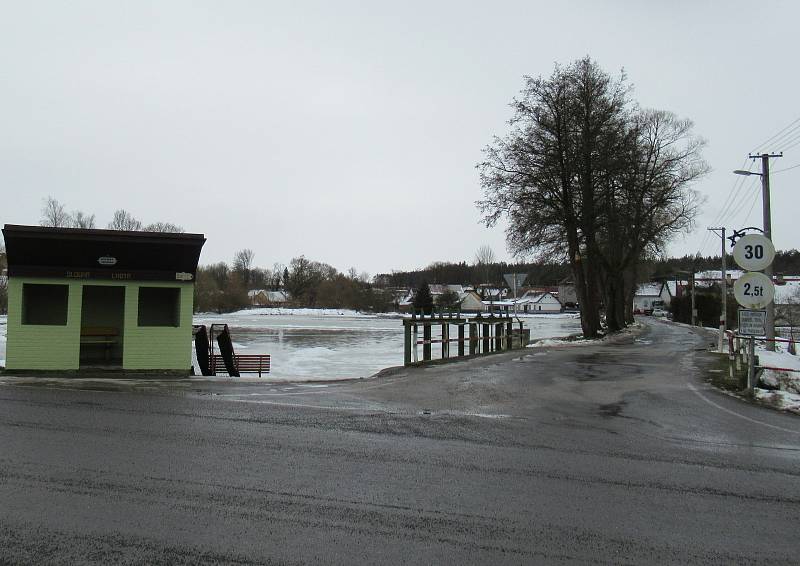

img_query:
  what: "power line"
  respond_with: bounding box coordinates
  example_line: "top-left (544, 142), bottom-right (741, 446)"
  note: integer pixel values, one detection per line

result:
top-left (781, 136), bottom-right (800, 152)
top-left (711, 159), bottom-right (750, 222)
top-left (696, 158), bottom-right (753, 256)
top-left (764, 125), bottom-right (800, 150)
top-left (709, 160), bottom-right (753, 225)
top-left (728, 176), bottom-right (759, 224)
top-left (771, 163), bottom-right (800, 174)
top-left (772, 129), bottom-right (800, 151)
top-left (751, 116), bottom-right (800, 153)
top-left (739, 185), bottom-right (761, 227)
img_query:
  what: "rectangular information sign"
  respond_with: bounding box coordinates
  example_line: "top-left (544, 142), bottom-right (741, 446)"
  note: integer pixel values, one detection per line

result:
top-left (738, 309), bottom-right (767, 336)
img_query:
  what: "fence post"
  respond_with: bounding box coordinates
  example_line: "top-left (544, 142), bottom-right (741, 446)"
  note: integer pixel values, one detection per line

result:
top-left (458, 324), bottom-right (465, 357)
top-left (747, 337), bottom-right (756, 395)
top-left (423, 323), bottom-right (432, 361)
top-left (469, 323), bottom-right (477, 355)
top-left (404, 322), bottom-right (412, 366)
top-left (442, 323), bottom-right (448, 359)
top-left (727, 332), bottom-right (735, 382)
top-left (482, 322), bottom-right (490, 353)
top-left (412, 324), bottom-right (419, 363)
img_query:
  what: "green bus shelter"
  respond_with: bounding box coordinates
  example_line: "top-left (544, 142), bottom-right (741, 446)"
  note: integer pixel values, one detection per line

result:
top-left (2, 224), bottom-right (205, 374)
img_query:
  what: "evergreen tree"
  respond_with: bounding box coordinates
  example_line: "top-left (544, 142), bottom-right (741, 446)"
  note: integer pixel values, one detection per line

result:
top-left (413, 282), bottom-right (434, 315)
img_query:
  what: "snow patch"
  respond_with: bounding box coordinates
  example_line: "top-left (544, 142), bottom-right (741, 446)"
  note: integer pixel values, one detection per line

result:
top-left (754, 388), bottom-right (800, 413)
top-left (754, 342), bottom-right (800, 413)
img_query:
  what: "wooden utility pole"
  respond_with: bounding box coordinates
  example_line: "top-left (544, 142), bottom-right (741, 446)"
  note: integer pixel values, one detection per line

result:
top-left (750, 152), bottom-right (782, 351)
top-left (708, 227), bottom-right (727, 351)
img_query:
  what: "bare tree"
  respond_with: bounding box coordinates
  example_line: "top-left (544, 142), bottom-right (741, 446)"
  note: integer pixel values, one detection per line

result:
top-left (143, 222), bottom-right (184, 233)
top-left (597, 109), bottom-right (707, 329)
top-left (474, 245), bottom-right (496, 266)
top-left (233, 249), bottom-right (255, 287)
top-left (40, 197), bottom-right (72, 227)
top-left (478, 57), bottom-right (706, 336)
top-left (271, 263), bottom-right (285, 290)
top-left (107, 209), bottom-right (143, 231)
top-left (474, 245), bottom-right (496, 284)
top-left (71, 211), bottom-right (96, 229)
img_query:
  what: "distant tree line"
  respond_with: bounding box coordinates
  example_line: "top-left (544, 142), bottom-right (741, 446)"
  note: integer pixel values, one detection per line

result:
top-left (194, 251), bottom-right (393, 314)
top-left (39, 196), bottom-right (184, 232)
top-left (375, 260), bottom-right (571, 290)
top-left (645, 250), bottom-right (800, 280)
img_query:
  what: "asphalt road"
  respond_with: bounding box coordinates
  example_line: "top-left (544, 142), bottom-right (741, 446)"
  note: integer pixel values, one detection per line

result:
top-left (1, 319), bottom-right (799, 564)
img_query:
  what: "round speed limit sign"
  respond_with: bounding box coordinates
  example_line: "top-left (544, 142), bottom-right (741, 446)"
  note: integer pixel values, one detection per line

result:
top-left (733, 234), bottom-right (775, 271)
top-left (733, 271), bottom-right (774, 309)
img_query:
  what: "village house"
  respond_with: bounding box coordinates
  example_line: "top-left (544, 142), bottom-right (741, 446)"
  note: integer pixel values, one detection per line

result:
top-left (248, 289), bottom-right (289, 307)
top-left (633, 282), bottom-right (672, 314)
top-left (515, 291), bottom-right (562, 313)
top-left (460, 290), bottom-right (486, 313)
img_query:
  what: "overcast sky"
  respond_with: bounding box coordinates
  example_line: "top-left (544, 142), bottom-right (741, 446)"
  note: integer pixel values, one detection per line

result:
top-left (1, 1), bottom-right (798, 276)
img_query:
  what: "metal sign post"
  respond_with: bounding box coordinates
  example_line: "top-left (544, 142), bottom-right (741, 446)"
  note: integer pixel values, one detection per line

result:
top-left (732, 232), bottom-right (777, 350)
top-left (503, 273), bottom-right (527, 318)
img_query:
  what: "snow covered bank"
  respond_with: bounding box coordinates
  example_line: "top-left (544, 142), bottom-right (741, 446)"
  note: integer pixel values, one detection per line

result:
top-left (527, 322), bottom-right (642, 348)
top-left (754, 345), bottom-right (800, 413)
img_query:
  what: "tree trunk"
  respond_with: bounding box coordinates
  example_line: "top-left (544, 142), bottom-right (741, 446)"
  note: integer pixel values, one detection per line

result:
top-left (572, 255), bottom-right (602, 338)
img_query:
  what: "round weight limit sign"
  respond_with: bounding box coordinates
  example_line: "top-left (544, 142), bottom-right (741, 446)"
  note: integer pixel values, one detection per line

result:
top-left (733, 272), bottom-right (774, 309)
top-left (733, 234), bottom-right (775, 272)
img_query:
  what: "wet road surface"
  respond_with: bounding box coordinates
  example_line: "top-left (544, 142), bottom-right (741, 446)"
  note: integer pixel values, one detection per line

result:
top-left (1, 320), bottom-right (799, 564)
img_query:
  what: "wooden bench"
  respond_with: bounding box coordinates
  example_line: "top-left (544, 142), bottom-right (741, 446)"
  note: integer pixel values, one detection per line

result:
top-left (80, 326), bottom-right (119, 344)
top-left (210, 354), bottom-right (271, 377)
top-left (80, 327), bottom-right (120, 362)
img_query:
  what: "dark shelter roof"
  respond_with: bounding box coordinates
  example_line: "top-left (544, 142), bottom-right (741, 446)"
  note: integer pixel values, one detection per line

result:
top-left (2, 224), bottom-right (206, 282)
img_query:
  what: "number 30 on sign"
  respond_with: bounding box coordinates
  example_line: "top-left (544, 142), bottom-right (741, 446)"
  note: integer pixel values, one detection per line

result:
top-left (733, 234), bottom-right (775, 271)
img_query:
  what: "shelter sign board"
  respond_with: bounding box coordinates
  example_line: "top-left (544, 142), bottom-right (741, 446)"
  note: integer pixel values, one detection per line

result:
top-left (738, 309), bottom-right (767, 336)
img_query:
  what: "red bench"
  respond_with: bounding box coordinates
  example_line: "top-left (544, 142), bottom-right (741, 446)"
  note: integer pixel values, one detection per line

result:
top-left (210, 354), bottom-right (271, 377)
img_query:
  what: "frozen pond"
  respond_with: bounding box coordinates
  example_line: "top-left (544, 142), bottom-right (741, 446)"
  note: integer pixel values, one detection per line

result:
top-left (0, 310), bottom-right (583, 380)
top-left (193, 308), bottom-right (582, 381)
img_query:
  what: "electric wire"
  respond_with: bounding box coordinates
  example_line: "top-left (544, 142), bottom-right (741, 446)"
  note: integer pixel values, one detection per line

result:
top-left (739, 183), bottom-right (761, 228)
top-left (771, 130), bottom-right (800, 151)
top-left (695, 118), bottom-right (795, 260)
top-left (771, 163), bottom-right (800, 175)
top-left (727, 176), bottom-right (760, 225)
top-left (695, 158), bottom-right (752, 256)
top-left (751, 116), bottom-right (800, 153)
top-left (695, 118), bottom-right (796, 260)
top-left (781, 136), bottom-right (800, 152)
top-left (709, 158), bottom-right (749, 225)
top-left (735, 185), bottom-right (761, 226)
top-left (759, 127), bottom-right (800, 152)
